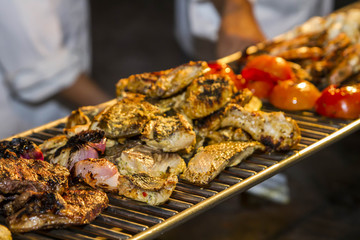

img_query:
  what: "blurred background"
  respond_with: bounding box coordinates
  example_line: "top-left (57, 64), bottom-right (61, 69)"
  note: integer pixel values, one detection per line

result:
top-left (89, 1), bottom-right (359, 239)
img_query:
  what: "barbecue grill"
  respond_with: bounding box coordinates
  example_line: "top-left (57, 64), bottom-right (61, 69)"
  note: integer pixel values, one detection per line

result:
top-left (4, 50), bottom-right (360, 239)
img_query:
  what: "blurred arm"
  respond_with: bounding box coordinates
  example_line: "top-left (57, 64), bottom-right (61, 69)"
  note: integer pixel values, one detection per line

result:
top-left (216, 0), bottom-right (266, 58)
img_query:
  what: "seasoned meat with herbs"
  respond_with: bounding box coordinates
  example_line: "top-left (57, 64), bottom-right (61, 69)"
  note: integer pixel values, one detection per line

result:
top-left (181, 141), bottom-right (265, 185)
top-left (90, 94), bottom-right (160, 138)
top-left (182, 74), bottom-right (236, 119)
top-left (141, 113), bottom-right (196, 152)
top-left (7, 187), bottom-right (108, 233)
top-left (116, 61), bottom-right (208, 98)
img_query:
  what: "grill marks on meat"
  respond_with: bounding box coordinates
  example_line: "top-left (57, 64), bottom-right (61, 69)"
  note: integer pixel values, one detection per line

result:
top-left (141, 113), bottom-right (196, 152)
top-left (182, 74), bottom-right (236, 119)
top-left (181, 141), bottom-right (265, 185)
top-left (90, 94), bottom-right (160, 139)
top-left (7, 187), bottom-right (108, 233)
top-left (0, 157), bottom-right (69, 195)
top-left (116, 61), bottom-right (208, 98)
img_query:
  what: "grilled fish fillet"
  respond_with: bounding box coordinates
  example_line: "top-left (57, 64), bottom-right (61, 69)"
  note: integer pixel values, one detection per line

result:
top-left (90, 94), bottom-right (160, 138)
top-left (182, 74), bottom-right (236, 119)
top-left (141, 113), bottom-right (196, 152)
top-left (116, 61), bottom-right (208, 98)
top-left (220, 104), bottom-right (301, 151)
top-left (181, 141), bottom-right (265, 185)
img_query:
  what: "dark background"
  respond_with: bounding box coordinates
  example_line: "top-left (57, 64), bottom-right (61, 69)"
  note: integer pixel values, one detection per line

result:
top-left (89, 1), bottom-right (360, 239)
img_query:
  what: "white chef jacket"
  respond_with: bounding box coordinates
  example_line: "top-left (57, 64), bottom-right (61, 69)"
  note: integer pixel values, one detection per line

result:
top-left (0, 0), bottom-right (90, 139)
top-left (175, 0), bottom-right (334, 58)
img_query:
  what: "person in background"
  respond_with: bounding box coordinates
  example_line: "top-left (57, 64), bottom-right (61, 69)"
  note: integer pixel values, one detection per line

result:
top-left (0, 0), bottom-right (111, 139)
top-left (175, 0), bottom-right (334, 60)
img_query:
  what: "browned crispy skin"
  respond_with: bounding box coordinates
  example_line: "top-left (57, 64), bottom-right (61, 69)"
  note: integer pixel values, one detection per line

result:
top-left (7, 187), bottom-right (108, 232)
top-left (181, 141), bottom-right (265, 185)
top-left (141, 113), bottom-right (196, 152)
top-left (182, 74), bottom-right (236, 119)
top-left (116, 61), bottom-right (208, 98)
top-left (90, 94), bottom-right (160, 138)
top-left (221, 104), bottom-right (301, 151)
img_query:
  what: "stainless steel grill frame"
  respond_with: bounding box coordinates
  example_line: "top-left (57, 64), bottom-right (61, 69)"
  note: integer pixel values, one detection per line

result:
top-left (6, 52), bottom-right (360, 240)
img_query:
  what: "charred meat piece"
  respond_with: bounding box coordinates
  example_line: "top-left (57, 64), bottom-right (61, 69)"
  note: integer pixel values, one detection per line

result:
top-left (73, 158), bottom-right (120, 192)
top-left (90, 94), bottom-right (160, 139)
top-left (221, 104), bottom-right (301, 151)
top-left (65, 106), bottom-right (104, 136)
top-left (205, 127), bottom-right (251, 145)
top-left (182, 74), bottom-right (236, 119)
top-left (45, 130), bottom-right (106, 170)
top-left (141, 113), bottom-right (196, 152)
top-left (116, 61), bottom-right (208, 98)
top-left (0, 156), bottom-right (69, 198)
top-left (0, 138), bottom-right (43, 160)
top-left (181, 141), bottom-right (265, 185)
top-left (7, 187), bottom-right (108, 233)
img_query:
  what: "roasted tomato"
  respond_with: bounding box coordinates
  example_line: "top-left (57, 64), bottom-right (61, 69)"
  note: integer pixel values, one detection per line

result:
top-left (244, 79), bottom-right (275, 99)
top-left (315, 84), bottom-right (360, 119)
top-left (207, 62), bottom-right (245, 89)
top-left (241, 55), bottom-right (294, 82)
top-left (241, 55), bottom-right (294, 99)
top-left (269, 80), bottom-right (321, 111)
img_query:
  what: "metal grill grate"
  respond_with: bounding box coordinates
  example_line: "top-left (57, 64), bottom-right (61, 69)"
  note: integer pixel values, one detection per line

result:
top-left (7, 106), bottom-right (360, 240)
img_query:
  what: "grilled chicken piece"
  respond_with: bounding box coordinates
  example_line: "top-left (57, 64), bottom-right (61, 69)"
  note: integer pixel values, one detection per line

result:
top-left (181, 141), bottom-right (265, 185)
top-left (141, 113), bottom-right (196, 152)
top-left (7, 187), bottom-right (108, 233)
top-left (109, 144), bottom-right (185, 205)
top-left (118, 173), bottom-right (178, 206)
top-left (90, 94), bottom-right (160, 139)
top-left (0, 138), bottom-right (43, 161)
top-left (182, 74), bottom-right (236, 119)
top-left (45, 130), bottom-right (106, 170)
top-left (205, 127), bottom-right (251, 145)
top-left (221, 104), bottom-right (301, 151)
top-left (0, 157), bottom-right (69, 195)
top-left (116, 61), bottom-right (208, 98)
top-left (73, 158), bottom-right (120, 192)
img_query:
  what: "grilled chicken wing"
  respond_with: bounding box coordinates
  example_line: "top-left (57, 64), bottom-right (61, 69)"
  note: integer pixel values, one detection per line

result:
top-left (7, 187), bottom-right (108, 233)
top-left (221, 104), bottom-right (301, 151)
top-left (141, 113), bottom-right (196, 152)
top-left (116, 61), bottom-right (208, 98)
top-left (181, 141), bottom-right (265, 185)
top-left (182, 74), bottom-right (236, 119)
top-left (90, 94), bottom-right (160, 139)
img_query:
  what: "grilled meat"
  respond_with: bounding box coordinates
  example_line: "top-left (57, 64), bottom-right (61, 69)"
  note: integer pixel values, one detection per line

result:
top-left (90, 94), bottom-right (160, 139)
top-left (116, 61), bottom-right (208, 98)
top-left (141, 113), bottom-right (196, 152)
top-left (221, 104), bottom-right (301, 151)
top-left (45, 130), bottom-right (106, 170)
top-left (205, 127), bottom-right (251, 145)
top-left (108, 144), bottom-right (185, 205)
top-left (65, 106), bottom-right (104, 136)
top-left (181, 141), bottom-right (265, 185)
top-left (7, 187), bottom-right (108, 233)
top-left (118, 173), bottom-right (178, 206)
top-left (0, 138), bottom-right (43, 161)
top-left (40, 135), bottom-right (68, 161)
top-left (182, 74), bottom-right (236, 119)
top-left (0, 157), bottom-right (69, 195)
top-left (73, 158), bottom-right (120, 192)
